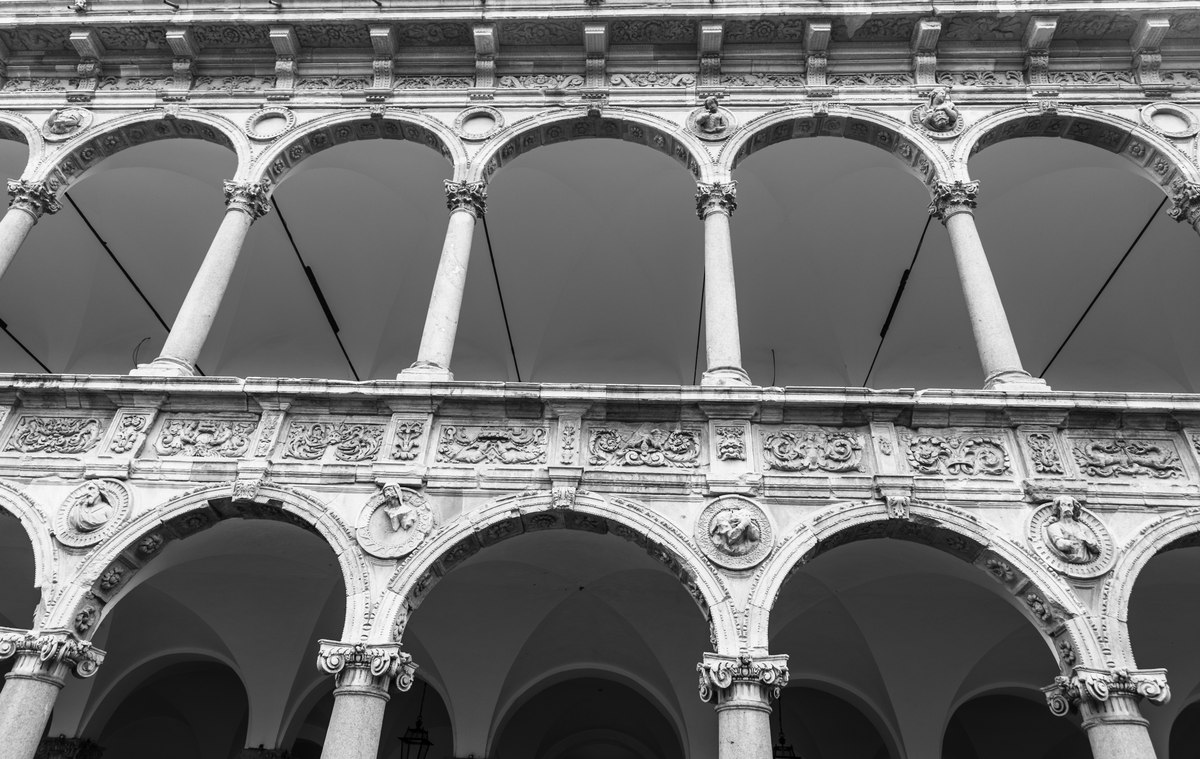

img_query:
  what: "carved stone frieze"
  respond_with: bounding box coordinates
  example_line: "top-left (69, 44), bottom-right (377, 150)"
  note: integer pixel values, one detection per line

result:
top-left (587, 425), bottom-right (701, 468)
top-left (0, 627), bottom-right (105, 680)
top-left (497, 74), bottom-right (584, 89)
top-left (109, 413), bottom-right (151, 455)
top-left (356, 484), bottom-right (436, 559)
top-left (719, 73), bottom-right (805, 87)
top-left (715, 425), bottom-right (746, 461)
top-left (499, 20), bottom-right (582, 46)
top-left (761, 426), bottom-right (865, 473)
top-left (54, 479), bottom-right (130, 548)
top-left (611, 20), bottom-right (696, 44)
top-left (393, 75), bottom-right (472, 90)
top-left (1023, 431), bottom-right (1067, 475)
top-left (1026, 496), bottom-right (1115, 578)
top-left (697, 652), bottom-right (789, 702)
top-left (936, 70), bottom-right (1025, 87)
top-left (156, 417), bottom-right (258, 458)
top-left (901, 432), bottom-right (1011, 477)
top-left (436, 425), bottom-right (547, 465)
top-left (610, 73), bottom-right (696, 88)
top-left (1070, 436), bottom-right (1184, 479)
top-left (696, 495), bottom-right (773, 569)
top-left (1043, 667), bottom-right (1169, 717)
top-left (282, 421), bottom-right (385, 462)
top-left (829, 73), bottom-right (915, 87)
top-left (392, 421), bottom-right (425, 462)
top-left (5, 416), bottom-right (105, 455)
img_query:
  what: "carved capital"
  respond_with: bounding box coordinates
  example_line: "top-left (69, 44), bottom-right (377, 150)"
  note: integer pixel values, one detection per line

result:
top-left (928, 180), bottom-right (980, 221)
top-left (697, 652), bottom-right (788, 705)
top-left (1043, 667), bottom-right (1169, 724)
top-left (7, 180), bottom-right (62, 220)
top-left (0, 627), bottom-right (105, 684)
top-left (444, 180), bottom-right (487, 217)
top-left (223, 180), bottom-right (272, 220)
top-left (696, 181), bottom-right (737, 219)
top-left (1168, 182), bottom-right (1200, 230)
top-left (316, 640), bottom-right (416, 697)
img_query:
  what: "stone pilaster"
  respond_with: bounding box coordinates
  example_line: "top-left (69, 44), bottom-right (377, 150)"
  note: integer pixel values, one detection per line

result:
top-left (1168, 181), bottom-right (1200, 236)
top-left (698, 653), bottom-right (788, 759)
top-left (1043, 667), bottom-right (1167, 759)
top-left (317, 641), bottom-right (417, 759)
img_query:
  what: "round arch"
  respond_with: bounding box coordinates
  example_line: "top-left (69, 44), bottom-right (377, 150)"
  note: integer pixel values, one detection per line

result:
top-left (954, 104), bottom-right (1200, 193)
top-left (48, 482), bottom-right (368, 641)
top-left (747, 499), bottom-right (1087, 663)
top-left (0, 110), bottom-right (43, 170)
top-left (466, 106), bottom-right (713, 184)
top-left (487, 664), bottom-right (688, 759)
top-left (380, 489), bottom-right (738, 655)
top-left (1103, 509), bottom-right (1200, 663)
top-left (0, 480), bottom-right (56, 593)
top-left (718, 105), bottom-right (951, 188)
top-left (31, 108), bottom-right (250, 193)
top-left (252, 109), bottom-right (467, 187)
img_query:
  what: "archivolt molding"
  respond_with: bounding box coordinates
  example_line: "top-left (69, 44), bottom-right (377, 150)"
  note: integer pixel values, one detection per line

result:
top-left (45, 481), bottom-right (370, 642)
top-left (379, 489), bottom-right (739, 655)
top-left (0, 480), bottom-right (56, 593)
top-left (30, 108), bottom-right (250, 191)
top-left (466, 107), bottom-right (714, 184)
top-left (0, 110), bottom-right (44, 163)
top-left (719, 104), bottom-right (951, 188)
top-left (954, 104), bottom-right (1200, 190)
top-left (746, 499), bottom-right (1090, 665)
top-left (252, 108), bottom-right (467, 187)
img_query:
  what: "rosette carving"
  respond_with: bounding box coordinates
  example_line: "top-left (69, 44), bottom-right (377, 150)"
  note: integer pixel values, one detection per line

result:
top-left (0, 627), bottom-right (105, 681)
top-left (317, 640), bottom-right (417, 693)
top-left (1042, 667), bottom-right (1170, 718)
top-left (697, 652), bottom-right (789, 703)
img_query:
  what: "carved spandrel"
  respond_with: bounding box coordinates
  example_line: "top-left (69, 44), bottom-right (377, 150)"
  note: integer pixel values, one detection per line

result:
top-left (761, 426), bottom-right (865, 473)
top-left (587, 424), bottom-right (701, 468)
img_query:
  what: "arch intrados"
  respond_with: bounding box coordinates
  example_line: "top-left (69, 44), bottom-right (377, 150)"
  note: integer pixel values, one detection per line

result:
top-left (55, 483), bottom-right (365, 641)
top-left (782, 677), bottom-right (903, 759)
top-left (254, 110), bottom-right (465, 188)
top-left (78, 648), bottom-right (241, 738)
top-left (0, 111), bottom-right (44, 160)
top-left (467, 107), bottom-right (711, 184)
top-left (749, 499), bottom-right (1084, 661)
top-left (957, 106), bottom-right (1200, 193)
top-left (34, 109), bottom-right (248, 194)
top-left (720, 106), bottom-right (948, 187)
top-left (948, 684), bottom-right (1056, 719)
top-left (382, 490), bottom-right (738, 655)
top-left (487, 665), bottom-right (686, 759)
top-left (0, 481), bottom-right (55, 592)
top-left (1105, 511), bottom-right (1200, 632)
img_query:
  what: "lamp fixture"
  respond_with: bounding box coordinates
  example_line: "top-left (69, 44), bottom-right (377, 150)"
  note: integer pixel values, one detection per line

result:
top-left (773, 689), bottom-right (798, 758)
top-left (399, 681), bottom-right (434, 759)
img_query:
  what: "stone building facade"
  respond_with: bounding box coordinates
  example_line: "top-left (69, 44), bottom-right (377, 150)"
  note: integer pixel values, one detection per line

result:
top-left (0, 0), bottom-right (1198, 758)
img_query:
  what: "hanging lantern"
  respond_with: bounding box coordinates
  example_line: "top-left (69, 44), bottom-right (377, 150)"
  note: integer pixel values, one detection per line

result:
top-left (773, 688), bottom-right (798, 758)
top-left (399, 682), bottom-right (434, 759)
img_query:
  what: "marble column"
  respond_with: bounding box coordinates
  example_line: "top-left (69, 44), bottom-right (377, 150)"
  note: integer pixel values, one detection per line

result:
top-left (697, 653), bottom-right (788, 759)
top-left (132, 180), bottom-right (271, 377)
top-left (316, 641), bottom-right (417, 759)
top-left (0, 628), bottom-right (105, 759)
top-left (400, 180), bottom-right (486, 382)
top-left (1168, 181), bottom-right (1200, 237)
top-left (929, 180), bottom-right (1047, 391)
top-left (695, 182), bottom-right (751, 386)
top-left (1043, 666), bottom-right (1168, 759)
top-left (0, 180), bottom-right (61, 284)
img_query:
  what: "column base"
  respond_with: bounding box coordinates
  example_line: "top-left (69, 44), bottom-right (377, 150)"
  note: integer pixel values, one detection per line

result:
top-left (397, 361), bottom-right (454, 382)
top-left (130, 355), bottom-right (196, 377)
top-left (701, 366), bottom-right (752, 387)
top-left (984, 369), bottom-right (1050, 392)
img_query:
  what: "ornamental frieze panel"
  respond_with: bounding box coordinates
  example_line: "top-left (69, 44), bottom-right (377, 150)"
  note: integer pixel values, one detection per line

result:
top-left (435, 424), bottom-right (548, 465)
top-left (586, 424), bottom-right (702, 468)
top-left (281, 419), bottom-right (385, 463)
top-left (899, 431), bottom-right (1012, 477)
top-left (4, 415), bottom-right (108, 455)
top-left (1020, 431), bottom-right (1069, 476)
top-left (760, 426), bottom-right (866, 473)
top-left (154, 415), bottom-right (260, 458)
top-left (1068, 434), bottom-right (1185, 480)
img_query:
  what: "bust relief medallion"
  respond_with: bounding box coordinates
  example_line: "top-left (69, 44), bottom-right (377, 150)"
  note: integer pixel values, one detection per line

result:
top-left (696, 495), bottom-right (773, 570)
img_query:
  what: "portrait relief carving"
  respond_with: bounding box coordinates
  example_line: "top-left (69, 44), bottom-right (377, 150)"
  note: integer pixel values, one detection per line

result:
top-left (688, 97), bottom-right (735, 140)
top-left (356, 484), bottom-right (436, 559)
top-left (55, 479), bottom-right (131, 548)
top-left (42, 107), bottom-right (93, 140)
top-left (1026, 495), bottom-right (1114, 578)
top-left (696, 495), bottom-right (773, 569)
top-left (911, 88), bottom-right (964, 138)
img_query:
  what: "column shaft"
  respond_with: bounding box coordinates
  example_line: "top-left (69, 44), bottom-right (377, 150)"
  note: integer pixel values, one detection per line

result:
top-left (0, 673), bottom-right (61, 759)
top-left (0, 180), bottom-right (61, 284)
top-left (0, 208), bottom-right (38, 284)
top-left (696, 182), bottom-right (750, 386)
top-left (715, 682), bottom-right (774, 759)
top-left (1080, 695), bottom-right (1158, 759)
top-left (320, 689), bottom-right (389, 759)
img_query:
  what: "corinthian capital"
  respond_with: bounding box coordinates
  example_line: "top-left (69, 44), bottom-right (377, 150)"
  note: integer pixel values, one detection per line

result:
top-left (1168, 182), bottom-right (1200, 230)
top-left (1043, 666), bottom-right (1170, 722)
top-left (695, 181), bottom-right (737, 219)
top-left (6, 179), bottom-right (62, 220)
top-left (317, 640), bottom-right (417, 695)
top-left (697, 652), bottom-right (789, 704)
top-left (444, 180), bottom-right (487, 217)
top-left (928, 180), bottom-right (980, 221)
top-left (0, 626), bottom-right (105, 682)
top-left (223, 180), bottom-right (272, 220)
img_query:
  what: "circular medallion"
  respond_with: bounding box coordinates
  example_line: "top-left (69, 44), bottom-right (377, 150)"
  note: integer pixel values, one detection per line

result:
top-left (42, 108), bottom-right (93, 142)
top-left (910, 100), bottom-right (965, 140)
top-left (246, 106), bottom-right (297, 141)
top-left (695, 495), bottom-right (773, 570)
top-left (356, 485), bottom-right (436, 559)
top-left (1026, 496), bottom-right (1115, 579)
top-left (55, 479), bottom-right (131, 548)
top-left (687, 98), bottom-right (736, 141)
top-left (454, 106), bottom-right (505, 142)
top-left (1140, 102), bottom-right (1200, 139)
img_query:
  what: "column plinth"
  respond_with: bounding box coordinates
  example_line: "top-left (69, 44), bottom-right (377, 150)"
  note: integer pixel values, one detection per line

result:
top-left (1043, 666), bottom-right (1167, 759)
top-left (132, 181), bottom-right (270, 377)
top-left (696, 182), bottom-right (751, 387)
top-left (697, 652), bottom-right (787, 759)
top-left (0, 628), bottom-right (105, 759)
top-left (316, 641), bottom-right (416, 759)
top-left (400, 180), bottom-right (486, 382)
top-left (0, 180), bottom-right (61, 284)
top-left (929, 180), bottom-right (1048, 392)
